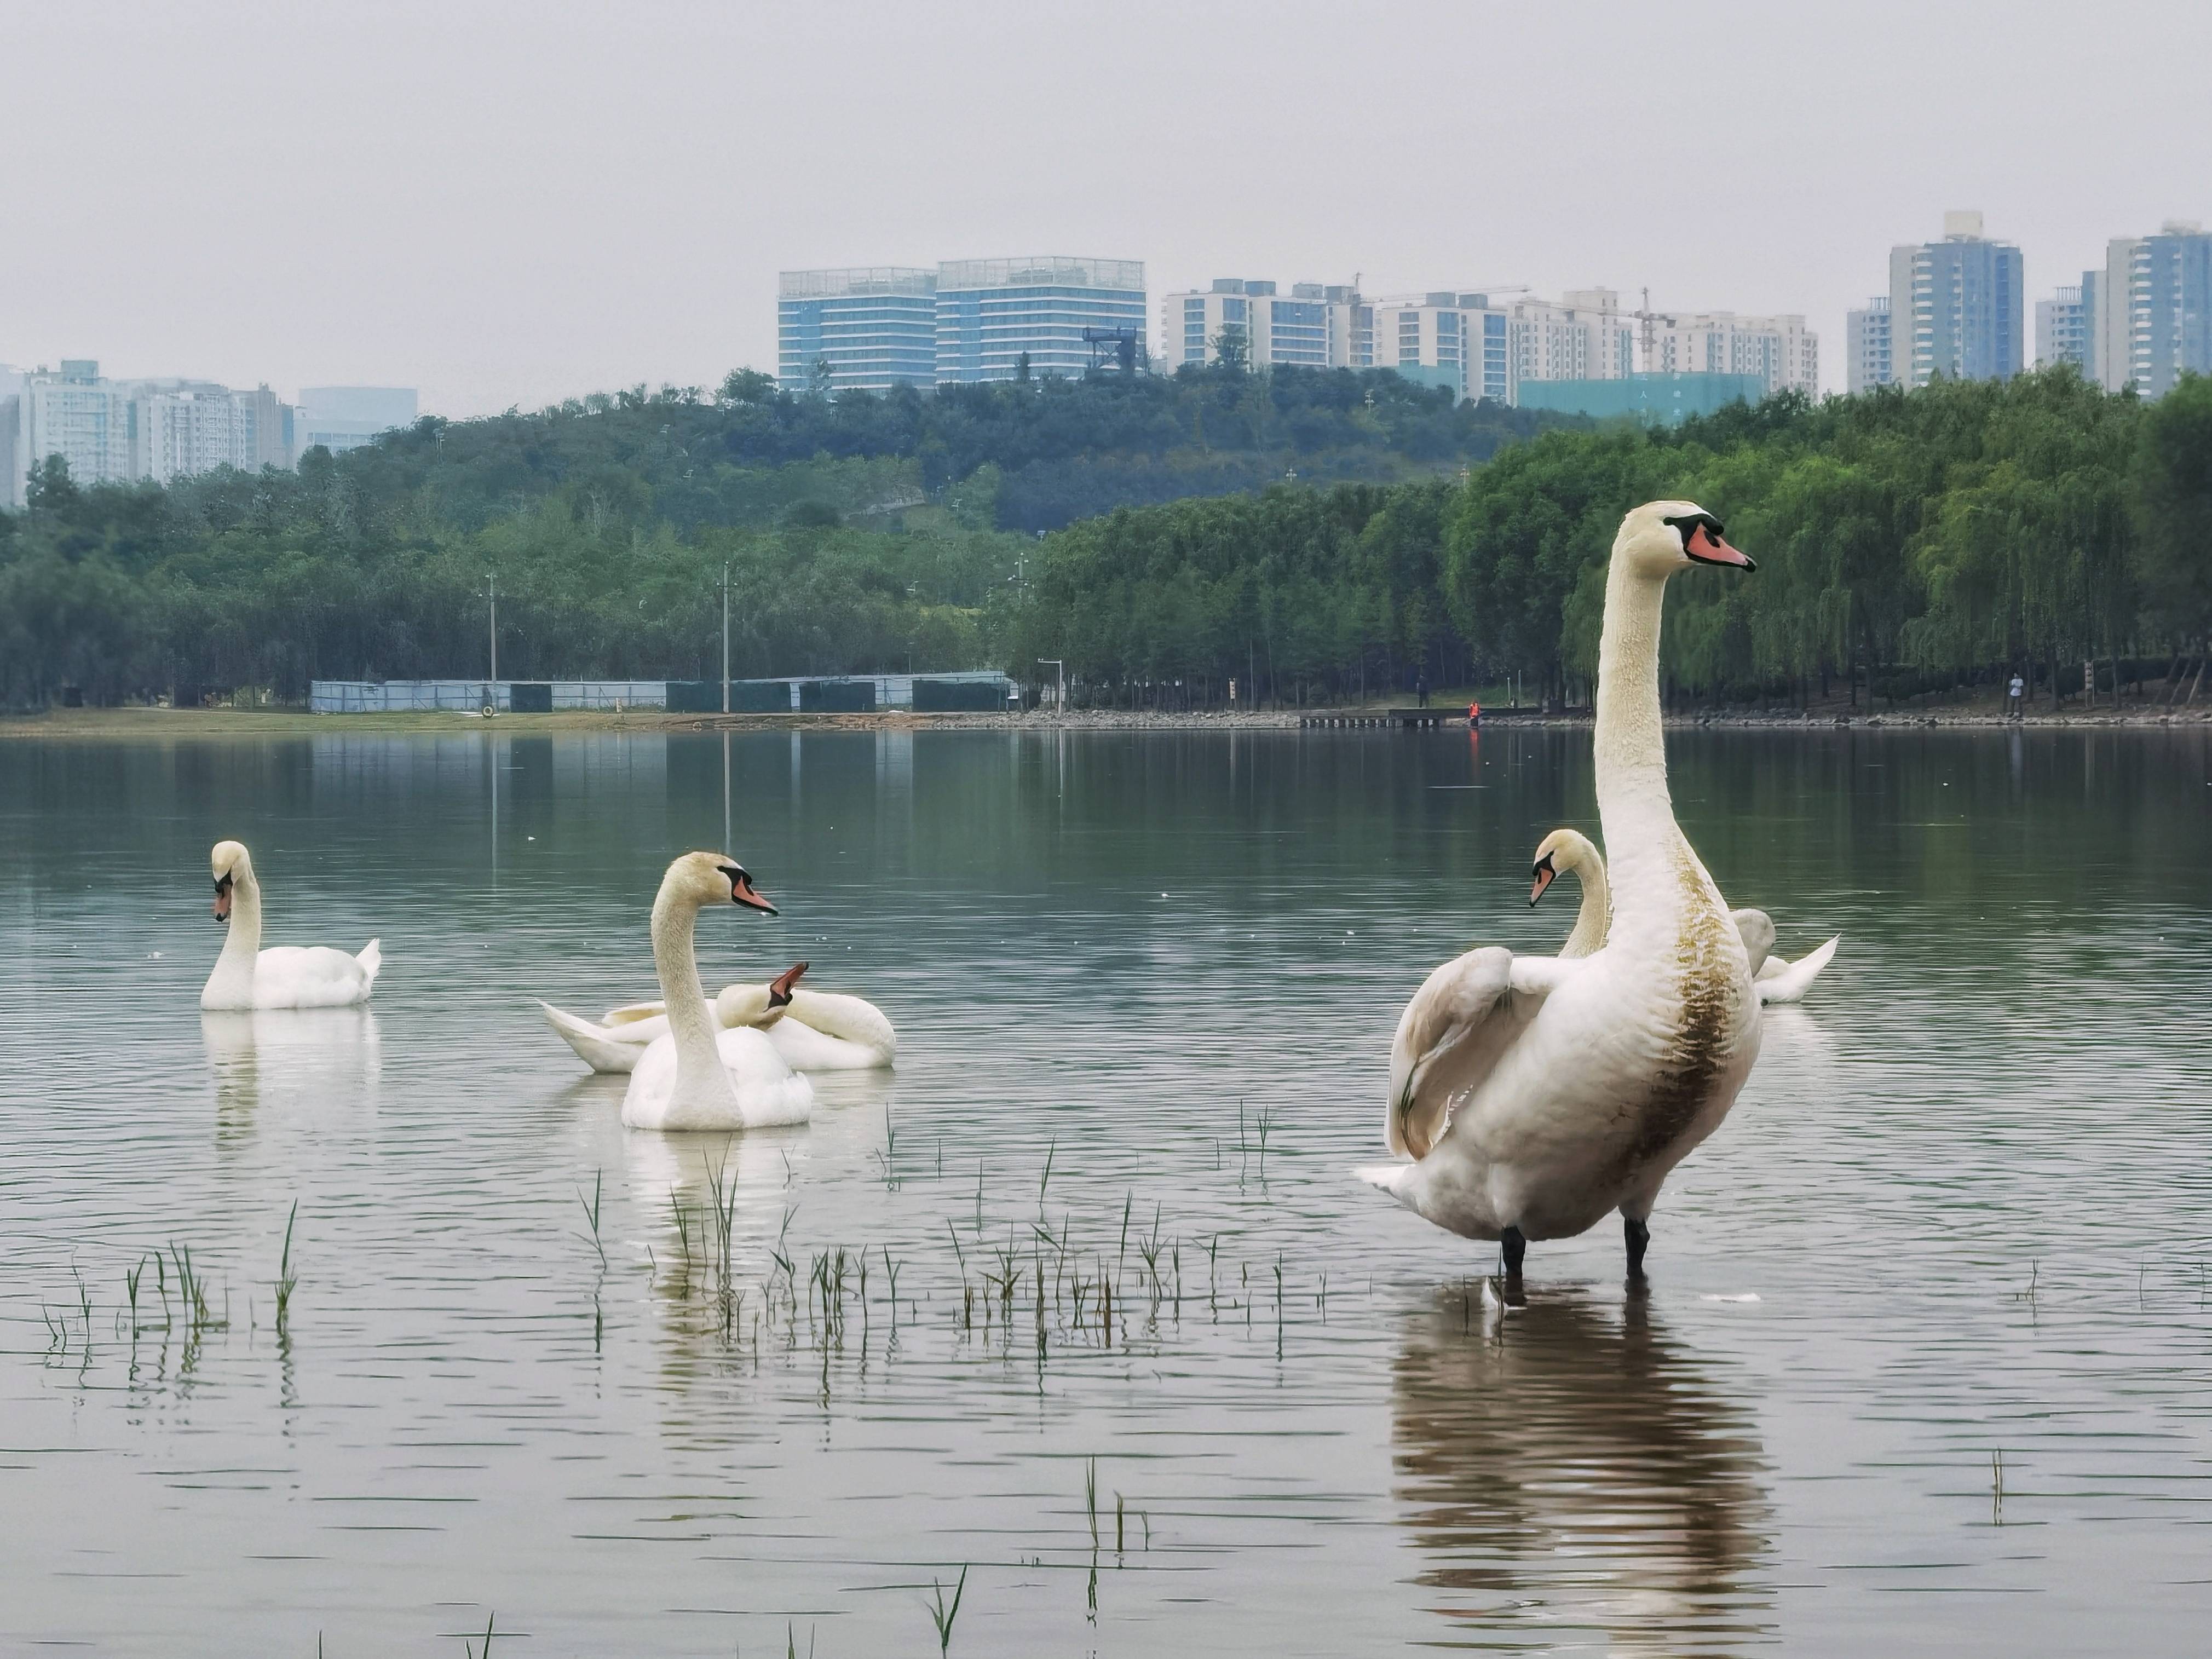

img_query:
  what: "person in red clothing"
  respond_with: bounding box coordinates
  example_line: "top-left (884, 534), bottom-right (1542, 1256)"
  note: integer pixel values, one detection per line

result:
top-left (1467, 701), bottom-right (1481, 727)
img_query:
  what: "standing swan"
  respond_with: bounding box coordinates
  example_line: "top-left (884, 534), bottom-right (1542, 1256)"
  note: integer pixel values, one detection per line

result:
top-left (1531, 828), bottom-right (1840, 1003)
top-left (200, 841), bottom-right (380, 1010)
top-left (619, 854), bottom-right (813, 1132)
top-left (1361, 502), bottom-right (1762, 1280)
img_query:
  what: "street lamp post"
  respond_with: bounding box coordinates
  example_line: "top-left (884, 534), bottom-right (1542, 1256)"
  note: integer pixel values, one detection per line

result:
top-left (721, 562), bottom-right (731, 715)
top-left (485, 574), bottom-right (498, 711)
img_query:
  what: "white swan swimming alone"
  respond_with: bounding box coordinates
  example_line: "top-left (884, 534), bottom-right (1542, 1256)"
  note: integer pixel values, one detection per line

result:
top-left (543, 963), bottom-right (896, 1075)
top-left (616, 853), bottom-right (813, 1132)
top-left (1530, 827), bottom-right (1840, 1002)
top-left (200, 840), bottom-right (380, 1010)
top-left (1361, 502), bottom-right (1765, 1279)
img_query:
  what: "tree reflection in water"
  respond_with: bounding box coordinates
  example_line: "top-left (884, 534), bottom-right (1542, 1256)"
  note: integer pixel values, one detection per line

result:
top-left (1391, 1284), bottom-right (1774, 1653)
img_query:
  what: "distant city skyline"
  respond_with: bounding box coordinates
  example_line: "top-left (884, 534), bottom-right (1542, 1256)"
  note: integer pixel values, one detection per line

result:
top-left (3, 3), bottom-right (2209, 418)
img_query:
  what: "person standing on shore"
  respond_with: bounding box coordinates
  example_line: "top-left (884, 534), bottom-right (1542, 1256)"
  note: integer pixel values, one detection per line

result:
top-left (2008, 671), bottom-right (2024, 718)
top-left (1416, 672), bottom-right (1429, 709)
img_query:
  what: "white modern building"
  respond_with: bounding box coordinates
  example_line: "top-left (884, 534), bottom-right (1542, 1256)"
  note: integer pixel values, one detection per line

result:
top-left (1160, 279), bottom-right (1371, 372)
top-left (295, 386), bottom-right (418, 455)
top-left (934, 256), bottom-right (1146, 384)
top-left (777, 267), bottom-right (938, 393)
top-left (1846, 297), bottom-right (1893, 391)
top-left (1642, 310), bottom-right (1817, 395)
top-left (1371, 292), bottom-right (1513, 403)
top-left (1508, 290), bottom-right (1638, 389)
top-left (2096, 221), bottom-right (2212, 399)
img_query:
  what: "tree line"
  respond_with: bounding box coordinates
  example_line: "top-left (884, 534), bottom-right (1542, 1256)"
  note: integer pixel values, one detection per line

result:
top-left (4, 364), bottom-right (2207, 710)
top-left (1002, 368), bottom-right (2212, 710)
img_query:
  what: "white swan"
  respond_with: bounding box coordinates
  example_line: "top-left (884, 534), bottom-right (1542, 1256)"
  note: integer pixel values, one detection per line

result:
top-left (1360, 502), bottom-right (1764, 1278)
top-left (200, 840), bottom-right (380, 1010)
top-left (1531, 828), bottom-right (1840, 1003)
top-left (543, 963), bottom-right (896, 1075)
top-left (618, 853), bottom-right (813, 1132)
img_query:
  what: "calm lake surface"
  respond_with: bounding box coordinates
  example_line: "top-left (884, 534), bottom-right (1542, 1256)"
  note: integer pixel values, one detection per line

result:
top-left (3, 724), bottom-right (2209, 1656)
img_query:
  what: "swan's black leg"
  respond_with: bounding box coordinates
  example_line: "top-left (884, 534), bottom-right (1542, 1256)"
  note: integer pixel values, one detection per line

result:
top-left (1624, 1216), bottom-right (1650, 1280)
top-left (1499, 1226), bottom-right (1526, 1276)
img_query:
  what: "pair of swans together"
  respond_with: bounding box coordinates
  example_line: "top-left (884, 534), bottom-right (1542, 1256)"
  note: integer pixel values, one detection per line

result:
top-left (1529, 828), bottom-right (1839, 1004)
top-left (1362, 501), bottom-right (1834, 1280)
top-left (539, 855), bottom-right (895, 1131)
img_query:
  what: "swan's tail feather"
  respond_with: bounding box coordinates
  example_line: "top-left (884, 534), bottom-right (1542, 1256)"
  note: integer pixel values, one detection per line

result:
top-left (356, 938), bottom-right (382, 985)
top-left (1356, 1163), bottom-right (1420, 1211)
top-left (539, 999), bottom-right (645, 1074)
top-left (1757, 934), bottom-right (1840, 1005)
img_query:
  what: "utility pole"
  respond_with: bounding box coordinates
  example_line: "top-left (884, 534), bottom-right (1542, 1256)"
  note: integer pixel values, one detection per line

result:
top-left (487, 573), bottom-right (498, 685)
top-left (721, 562), bottom-right (731, 715)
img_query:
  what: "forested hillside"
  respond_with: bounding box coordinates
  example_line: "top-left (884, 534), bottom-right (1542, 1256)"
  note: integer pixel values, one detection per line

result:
top-left (4, 364), bottom-right (2208, 711)
top-left (0, 364), bottom-right (1556, 702)
top-left (1005, 369), bottom-right (2212, 710)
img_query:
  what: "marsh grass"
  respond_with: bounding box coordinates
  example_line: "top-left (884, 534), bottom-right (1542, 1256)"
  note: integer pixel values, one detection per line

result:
top-left (925, 1564), bottom-right (966, 1656)
top-left (274, 1200), bottom-right (299, 1332)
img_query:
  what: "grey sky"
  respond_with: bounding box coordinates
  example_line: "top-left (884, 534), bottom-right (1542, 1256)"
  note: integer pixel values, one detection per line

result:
top-left (7, 0), bottom-right (2208, 415)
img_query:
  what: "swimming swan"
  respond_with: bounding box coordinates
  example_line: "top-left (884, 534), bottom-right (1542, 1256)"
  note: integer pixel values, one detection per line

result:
top-left (1361, 502), bottom-right (1765, 1278)
top-left (1531, 827), bottom-right (1840, 1002)
top-left (543, 965), bottom-right (896, 1074)
top-left (200, 840), bottom-right (380, 1010)
top-left (617, 853), bottom-right (814, 1132)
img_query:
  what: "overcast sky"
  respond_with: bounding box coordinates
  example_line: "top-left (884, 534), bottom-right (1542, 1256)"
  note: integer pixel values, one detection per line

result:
top-left (6, 0), bottom-right (2208, 414)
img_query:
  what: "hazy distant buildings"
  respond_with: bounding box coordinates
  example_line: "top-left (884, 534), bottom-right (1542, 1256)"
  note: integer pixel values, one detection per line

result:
top-left (778, 257), bottom-right (1147, 390)
top-left (1509, 290), bottom-right (1637, 387)
top-left (935, 257), bottom-right (1145, 384)
top-left (2096, 221), bottom-right (2211, 399)
top-left (1518, 372), bottom-right (1770, 425)
top-left (776, 268), bottom-right (937, 393)
top-left (295, 387), bottom-right (419, 455)
top-left (0, 364), bottom-right (417, 505)
top-left (1641, 310), bottom-right (1817, 395)
top-left (2035, 285), bottom-right (2092, 376)
top-left (1846, 297), bottom-right (1893, 391)
top-left (1887, 210), bottom-right (2024, 386)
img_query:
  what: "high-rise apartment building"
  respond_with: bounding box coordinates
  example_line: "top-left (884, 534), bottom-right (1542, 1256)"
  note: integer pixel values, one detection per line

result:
top-left (776, 267), bottom-right (937, 393)
top-left (934, 257), bottom-right (1145, 384)
top-left (1509, 290), bottom-right (1636, 387)
top-left (0, 365), bottom-right (26, 509)
top-left (1642, 311), bottom-right (1817, 395)
top-left (1887, 210), bottom-right (2024, 386)
top-left (2035, 285), bottom-right (2093, 376)
top-left (140, 384), bottom-right (261, 482)
top-left (1846, 297), bottom-right (1893, 391)
top-left (19, 362), bottom-right (135, 490)
top-left (1160, 280), bottom-right (1371, 372)
top-left (2096, 221), bottom-right (2211, 399)
top-left (1371, 292), bottom-right (1512, 404)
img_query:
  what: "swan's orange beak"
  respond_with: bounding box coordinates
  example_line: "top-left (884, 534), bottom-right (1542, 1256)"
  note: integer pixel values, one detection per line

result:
top-left (1684, 522), bottom-right (1755, 570)
top-left (730, 872), bottom-right (777, 914)
top-left (768, 961), bottom-right (808, 1006)
top-left (1529, 857), bottom-right (1557, 907)
top-left (212, 876), bottom-right (233, 920)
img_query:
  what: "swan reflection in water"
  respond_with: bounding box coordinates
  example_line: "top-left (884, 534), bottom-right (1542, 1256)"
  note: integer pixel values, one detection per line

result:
top-left (201, 1007), bottom-right (381, 1141)
top-left (1392, 1286), bottom-right (1773, 1653)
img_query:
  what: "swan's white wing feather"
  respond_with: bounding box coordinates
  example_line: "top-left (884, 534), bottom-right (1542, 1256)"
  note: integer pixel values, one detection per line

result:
top-left (253, 945), bottom-right (375, 1008)
top-left (600, 999), bottom-right (667, 1026)
top-left (1756, 935), bottom-right (1840, 1005)
top-left (1389, 948), bottom-right (1524, 1160)
top-left (540, 1000), bottom-right (650, 1073)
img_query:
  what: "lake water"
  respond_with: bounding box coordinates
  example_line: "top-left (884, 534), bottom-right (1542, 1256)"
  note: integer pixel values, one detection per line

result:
top-left (3, 724), bottom-right (2209, 1657)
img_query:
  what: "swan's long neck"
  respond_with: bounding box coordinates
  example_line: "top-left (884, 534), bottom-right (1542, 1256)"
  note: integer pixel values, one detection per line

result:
top-left (1594, 559), bottom-right (1699, 933)
top-left (1562, 855), bottom-right (1610, 959)
top-left (650, 882), bottom-right (734, 1105)
top-left (206, 862), bottom-right (264, 1000)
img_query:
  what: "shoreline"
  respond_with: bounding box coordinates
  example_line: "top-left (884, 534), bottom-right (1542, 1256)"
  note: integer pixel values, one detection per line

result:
top-left (2, 704), bottom-right (2206, 739)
